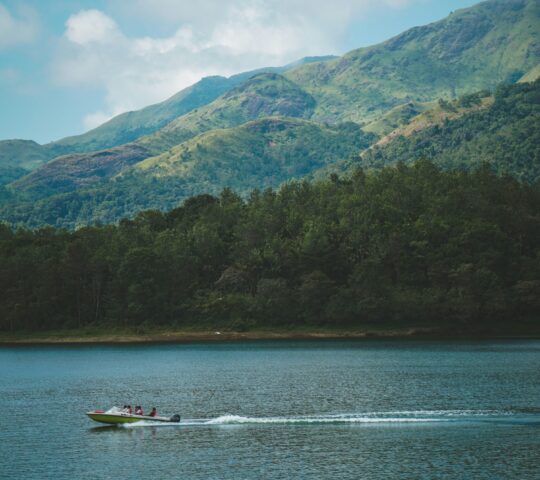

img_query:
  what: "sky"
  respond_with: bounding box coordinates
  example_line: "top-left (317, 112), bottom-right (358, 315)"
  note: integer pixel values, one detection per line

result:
top-left (0, 0), bottom-right (480, 144)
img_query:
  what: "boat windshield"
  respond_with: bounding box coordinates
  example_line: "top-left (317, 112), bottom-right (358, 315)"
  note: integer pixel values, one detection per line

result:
top-left (105, 406), bottom-right (124, 414)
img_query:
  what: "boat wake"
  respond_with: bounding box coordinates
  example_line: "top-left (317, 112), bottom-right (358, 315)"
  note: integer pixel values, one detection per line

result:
top-left (120, 409), bottom-right (536, 428)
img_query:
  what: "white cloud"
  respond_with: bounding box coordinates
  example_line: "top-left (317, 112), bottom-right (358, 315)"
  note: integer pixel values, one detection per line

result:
top-left (0, 3), bottom-right (38, 49)
top-left (65, 9), bottom-right (119, 46)
top-left (54, 0), bottom-right (417, 131)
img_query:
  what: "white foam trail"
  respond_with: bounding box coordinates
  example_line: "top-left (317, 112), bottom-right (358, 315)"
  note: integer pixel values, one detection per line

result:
top-left (121, 410), bottom-right (510, 428)
top-left (203, 414), bottom-right (443, 425)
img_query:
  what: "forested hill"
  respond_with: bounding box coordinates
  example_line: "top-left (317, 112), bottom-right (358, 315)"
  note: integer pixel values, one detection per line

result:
top-left (330, 79), bottom-right (540, 182)
top-left (1, 162), bottom-right (539, 334)
top-left (1, 80), bottom-right (537, 229)
top-left (0, 0), bottom-right (538, 230)
top-left (1, 119), bottom-right (375, 228)
top-left (286, 0), bottom-right (540, 124)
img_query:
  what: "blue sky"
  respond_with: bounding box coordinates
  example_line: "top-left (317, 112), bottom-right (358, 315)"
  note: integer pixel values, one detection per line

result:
top-left (0, 0), bottom-right (480, 143)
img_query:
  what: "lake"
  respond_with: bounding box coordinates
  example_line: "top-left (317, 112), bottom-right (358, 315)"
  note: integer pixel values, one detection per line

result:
top-left (1, 340), bottom-right (539, 479)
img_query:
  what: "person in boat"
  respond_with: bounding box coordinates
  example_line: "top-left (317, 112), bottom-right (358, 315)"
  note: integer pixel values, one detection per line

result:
top-left (127, 405), bottom-right (132, 415)
top-left (135, 406), bottom-right (144, 416)
top-left (149, 407), bottom-right (157, 417)
top-left (122, 405), bottom-right (128, 413)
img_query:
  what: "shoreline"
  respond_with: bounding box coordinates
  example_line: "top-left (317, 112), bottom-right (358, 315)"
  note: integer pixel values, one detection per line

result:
top-left (1, 326), bottom-right (539, 346)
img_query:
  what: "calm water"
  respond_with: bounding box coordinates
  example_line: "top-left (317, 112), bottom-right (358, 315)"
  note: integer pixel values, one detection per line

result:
top-left (1, 340), bottom-right (539, 479)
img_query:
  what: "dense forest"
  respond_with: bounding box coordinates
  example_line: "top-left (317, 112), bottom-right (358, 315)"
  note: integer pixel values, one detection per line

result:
top-left (1, 161), bottom-right (539, 334)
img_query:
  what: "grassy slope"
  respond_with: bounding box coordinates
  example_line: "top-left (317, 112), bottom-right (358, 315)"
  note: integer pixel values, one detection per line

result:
top-left (9, 0), bottom-right (539, 192)
top-left (373, 95), bottom-right (494, 147)
top-left (137, 73), bottom-right (317, 155)
top-left (0, 56), bottom-right (336, 182)
top-left (287, 0), bottom-right (540, 124)
top-left (3, 118), bottom-right (374, 228)
top-left (11, 144), bottom-right (152, 199)
top-left (47, 56), bottom-right (336, 156)
top-left (11, 73), bottom-right (316, 199)
top-left (47, 76), bottom-right (234, 156)
top-left (342, 80), bottom-right (540, 182)
top-left (519, 63), bottom-right (540, 82)
top-left (0, 140), bottom-right (51, 185)
top-left (0, 76), bottom-right (233, 183)
top-left (15, 80), bottom-right (534, 228)
top-left (133, 117), bottom-right (373, 186)
top-left (362, 101), bottom-right (433, 137)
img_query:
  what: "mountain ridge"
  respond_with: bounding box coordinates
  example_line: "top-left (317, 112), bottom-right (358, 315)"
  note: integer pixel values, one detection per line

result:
top-left (12, 72), bottom-right (318, 199)
top-left (324, 79), bottom-right (540, 182)
top-left (0, 56), bottom-right (336, 185)
top-left (1, 0), bottom-right (539, 228)
top-left (287, 0), bottom-right (539, 123)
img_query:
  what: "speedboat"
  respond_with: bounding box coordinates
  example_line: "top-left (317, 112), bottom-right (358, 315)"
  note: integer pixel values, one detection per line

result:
top-left (87, 406), bottom-right (181, 425)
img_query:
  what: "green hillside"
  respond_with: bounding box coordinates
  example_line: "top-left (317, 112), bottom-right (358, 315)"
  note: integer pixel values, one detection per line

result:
top-left (1, 0), bottom-right (539, 228)
top-left (48, 56), bottom-right (336, 156)
top-left (2, 118), bottom-right (374, 228)
top-left (12, 144), bottom-right (151, 199)
top-left (0, 140), bottom-right (51, 185)
top-left (0, 76), bottom-right (233, 182)
top-left (134, 117), bottom-right (372, 187)
top-left (0, 56), bottom-right (336, 183)
top-left (347, 79), bottom-right (540, 182)
top-left (11, 73), bottom-right (317, 199)
top-left (138, 73), bottom-right (317, 155)
top-left (48, 76), bottom-right (234, 156)
top-left (287, 0), bottom-right (540, 124)
top-left (362, 101), bottom-right (432, 137)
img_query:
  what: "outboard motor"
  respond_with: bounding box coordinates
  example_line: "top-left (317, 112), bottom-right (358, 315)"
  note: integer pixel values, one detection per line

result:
top-left (169, 414), bottom-right (181, 423)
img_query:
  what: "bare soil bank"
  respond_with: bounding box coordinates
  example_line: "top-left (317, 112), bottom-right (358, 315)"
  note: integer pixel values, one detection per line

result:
top-left (1, 325), bottom-right (538, 346)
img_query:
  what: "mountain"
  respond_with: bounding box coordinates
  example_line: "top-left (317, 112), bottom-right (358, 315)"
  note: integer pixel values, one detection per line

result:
top-left (0, 56), bottom-right (336, 185)
top-left (6, 79), bottom-right (538, 228)
top-left (138, 73), bottom-right (317, 155)
top-left (1, 0), bottom-right (539, 228)
top-left (287, 0), bottom-right (540, 124)
top-left (0, 140), bottom-right (51, 185)
top-left (47, 56), bottom-right (336, 156)
top-left (4, 118), bottom-right (374, 228)
top-left (11, 144), bottom-right (151, 199)
top-left (325, 79), bottom-right (540, 182)
top-left (12, 73), bottom-right (318, 199)
top-left (131, 117), bottom-right (372, 197)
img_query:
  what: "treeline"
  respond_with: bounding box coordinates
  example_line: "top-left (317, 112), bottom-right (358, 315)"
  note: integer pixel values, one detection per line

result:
top-left (1, 160), bottom-right (539, 333)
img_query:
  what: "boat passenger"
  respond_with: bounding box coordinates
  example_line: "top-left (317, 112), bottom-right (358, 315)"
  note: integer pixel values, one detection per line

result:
top-left (149, 407), bottom-right (157, 417)
top-left (135, 406), bottom-right (144, 416)
top-left (122, 405), bottom-right (128, 413)
top-left (127, 405), bottom-right (132, 415)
